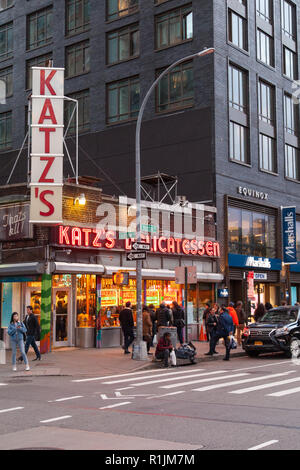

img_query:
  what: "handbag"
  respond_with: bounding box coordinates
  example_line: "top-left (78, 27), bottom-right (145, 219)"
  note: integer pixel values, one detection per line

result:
top-left (153, 334), bottom-right (158, 345)
top-left (170, 350), bottom-right (177, 366)
top-left (230, 335), bottom-right (237, 350)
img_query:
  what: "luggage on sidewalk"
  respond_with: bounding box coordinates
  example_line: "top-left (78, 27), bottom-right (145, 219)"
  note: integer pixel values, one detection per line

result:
top-left (175, 342), bottom-right (197, 364)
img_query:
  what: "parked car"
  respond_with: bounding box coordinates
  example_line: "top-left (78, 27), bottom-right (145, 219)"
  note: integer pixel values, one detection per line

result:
top-left (242, 306), bottom-right (300, 358)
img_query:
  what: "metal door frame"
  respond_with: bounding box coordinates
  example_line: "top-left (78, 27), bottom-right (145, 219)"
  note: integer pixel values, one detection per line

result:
top-left (52, 287), bottom-right (71, 347)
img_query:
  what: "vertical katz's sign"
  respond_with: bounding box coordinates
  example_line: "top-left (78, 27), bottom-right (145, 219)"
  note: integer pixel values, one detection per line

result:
top-left (282, 206), bottom-right (297, 265)
top-left (30, 67), bottom-right (65, 224)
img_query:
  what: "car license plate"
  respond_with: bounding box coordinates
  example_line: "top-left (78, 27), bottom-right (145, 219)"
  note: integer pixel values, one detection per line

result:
top-left (254, 341), bottom-right (263, 346)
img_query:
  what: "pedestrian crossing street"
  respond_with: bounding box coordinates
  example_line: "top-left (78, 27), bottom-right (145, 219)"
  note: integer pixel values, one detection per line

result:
top-left (73, 361), bottom-right (300, 400)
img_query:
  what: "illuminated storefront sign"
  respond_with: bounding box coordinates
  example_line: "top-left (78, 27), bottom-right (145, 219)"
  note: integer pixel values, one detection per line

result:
top-left (56, 225), bottom-right (220, 258)
top-left (30, 67), bottom-right (65, 224)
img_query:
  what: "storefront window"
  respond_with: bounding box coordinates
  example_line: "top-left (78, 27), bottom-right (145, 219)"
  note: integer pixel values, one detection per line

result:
top-left (99, 278), bottom-right (121, 328)
top-left (76, 275), bottom-right (96, 327)
top-left (27, 282), bottom-right (42, 326)
top-left (53, 275), bottom-right (72, 288)
top-left (228, 206), bottom-right (276, 257)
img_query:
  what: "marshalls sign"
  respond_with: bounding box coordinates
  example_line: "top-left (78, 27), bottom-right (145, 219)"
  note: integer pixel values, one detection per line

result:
top-left (282, 206), bottom-right (297, 265)
top-left (30, 67), bottom-right (64, 224)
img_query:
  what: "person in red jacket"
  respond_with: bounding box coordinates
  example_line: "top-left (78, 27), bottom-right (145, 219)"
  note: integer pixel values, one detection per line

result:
top-left (226, 302), bottom-right (239, 335)
top-left (155, 332), bottom-right (174, 367)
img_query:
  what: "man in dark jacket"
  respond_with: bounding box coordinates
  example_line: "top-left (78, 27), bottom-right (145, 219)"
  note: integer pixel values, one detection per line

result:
top-left (206, 307), bottom-right (234, 361)
top-left (19, 306), bottom-right (41, 362)
top-left (119, 301), bottom-right (134, 355)
top-left (171, 301), bottom-right (185, 345)
top-left (155, 302), bottom-right (171, 328)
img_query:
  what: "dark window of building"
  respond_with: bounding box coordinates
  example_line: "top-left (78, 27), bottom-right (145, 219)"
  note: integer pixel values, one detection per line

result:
top-left (26, 52), bottom-right (52, 90)
top-left (66, 0), bottom-right (90, 36)
top-left (281, 0), bottom-right (296, 40)
top-left (66, 40), bottom-right (90, 78)
top-left (107, 76), bottom-right (140, 124)
top-left (0, 66), bottom-right (12, 98)
top-left (65, 89), bottom-right (90, 134)
top-left (0, 110), bottom-right (12, 149)
top-left (284, 93), bottom-right (298, 136)
top-left (27, 7), bottom-right (53, 51)
top-left (285, 144), bottom-right (299, 180)
top-left (256, 0), bottom-right (272, 23)
top-left (229, 121), bottom-right (249, 164)
top-left (0, 22), bottom-right (13, 61)
top-left (106, 0), bottom-right (139, 21)
top-left (228, 64), bottom-right (248, 113)
top-left (257, 29), bottom-right (274, 66)
top-left (283, 46), bottom-right (297, 80)
top-left (107, 23), bottom-right (139, 65)
top-left (259, 133), bottom-right (276, 172)
top-left (155, 5), bottom-right (193, 50)
top-left (258, 80), bottom-right (275, 125)
top-left (228, 206), bottom-right (276, 258)
top-left (228, 10), bottom-right (248, 51)
top-left (156, 60), bottom-right (193, 113)
top-left (0, 0), bottom-right (13, 12)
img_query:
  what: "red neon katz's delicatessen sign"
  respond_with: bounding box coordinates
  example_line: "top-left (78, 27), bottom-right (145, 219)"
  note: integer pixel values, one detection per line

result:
top-left (58, 226), bottom-right (220, 258)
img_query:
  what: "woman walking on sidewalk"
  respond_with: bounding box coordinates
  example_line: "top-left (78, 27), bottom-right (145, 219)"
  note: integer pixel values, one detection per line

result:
top-left (7, 313), bottom-right (30, 371)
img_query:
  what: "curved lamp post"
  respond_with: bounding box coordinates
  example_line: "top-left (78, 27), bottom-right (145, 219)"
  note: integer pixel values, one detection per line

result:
top-left (133, 47), bottom-right (215, 361)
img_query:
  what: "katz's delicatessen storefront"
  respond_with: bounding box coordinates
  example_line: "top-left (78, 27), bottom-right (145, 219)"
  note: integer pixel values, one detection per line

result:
top-left (0, 193), bottom-right (223, 350)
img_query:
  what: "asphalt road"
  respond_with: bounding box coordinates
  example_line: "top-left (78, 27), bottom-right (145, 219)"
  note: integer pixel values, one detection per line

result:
top-left (0, 354), bottom-right (300, 450)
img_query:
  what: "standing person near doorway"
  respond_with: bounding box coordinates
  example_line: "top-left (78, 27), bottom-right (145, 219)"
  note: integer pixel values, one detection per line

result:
top-left (119, 301), bottom-right (135, 355)
top-left (19, 306), bottom-right (41, 362)
top-left (235, 301), bottom-right (246, 346)
top-left (171, 301), bottom-right (185, 345)
top-left (8, 312), bottom-right (30, 371)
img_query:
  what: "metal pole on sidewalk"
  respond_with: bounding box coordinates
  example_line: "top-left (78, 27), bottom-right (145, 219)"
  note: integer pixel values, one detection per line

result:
top-left (132, 48), bottom-right (215, 361)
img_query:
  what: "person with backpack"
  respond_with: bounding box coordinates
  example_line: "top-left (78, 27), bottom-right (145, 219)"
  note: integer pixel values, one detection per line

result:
top-left (8, 312), bottom-right (30, 371)
top-left (171, 301), bottom-right (185, 345)
top-left (18, 305), bottom-right (41, 363)
top-left (119, 301), bottom-right (135, 355)
top-left (155, 302), bottom-right (171, 328)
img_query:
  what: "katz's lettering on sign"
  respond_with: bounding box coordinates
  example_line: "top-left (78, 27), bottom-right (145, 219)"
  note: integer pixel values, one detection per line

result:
top-left (57, 225), bottom-right (221, 258)
top-left (30, 67), bottom-right (65, 224)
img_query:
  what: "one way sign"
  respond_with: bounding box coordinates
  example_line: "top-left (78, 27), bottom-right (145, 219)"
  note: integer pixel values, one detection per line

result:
top-left (132, 242), bottom-right (151, 251)
top-left (126, 251), bottom-right (147, 261)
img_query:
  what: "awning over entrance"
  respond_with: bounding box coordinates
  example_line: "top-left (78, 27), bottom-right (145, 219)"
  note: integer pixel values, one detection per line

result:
top-left (0, 262), bottom-right (44, 276)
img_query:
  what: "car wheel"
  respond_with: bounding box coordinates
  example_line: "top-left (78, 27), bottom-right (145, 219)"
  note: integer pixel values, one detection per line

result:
top-left (290, 338), bottom-right (300, 360)
top-left (246, 351), bottom-right (260, 358)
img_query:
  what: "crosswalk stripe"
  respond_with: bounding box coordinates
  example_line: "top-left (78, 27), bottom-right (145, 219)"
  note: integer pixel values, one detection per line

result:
top-left (102, 368), bottom-right (205, 385)
top-left (267, 386), bottom-right (300, 397)
top-left (248, 440), bottom-right (279, 450)
top-left (72, 369), bottom-right (167, 383)
top-left (146, 391), bottom-right (185, 399)
top-left (132, 370), bottom-right (228, 387)
top-left (99, 402), bottom-right (131, 410)
top-left (229, 375), bottom-right (300, 394)
top-left (192, 371), bottom-right (295, 392)
top-left (160, 373), bottom-right (250, 389)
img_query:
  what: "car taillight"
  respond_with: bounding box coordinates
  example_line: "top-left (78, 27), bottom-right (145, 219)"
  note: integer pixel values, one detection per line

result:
top-left (243, 327), bottom-right (250, 337)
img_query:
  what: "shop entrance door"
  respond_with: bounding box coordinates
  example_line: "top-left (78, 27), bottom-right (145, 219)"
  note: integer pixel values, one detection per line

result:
top-left (53, 288), bottom-right (70, 347)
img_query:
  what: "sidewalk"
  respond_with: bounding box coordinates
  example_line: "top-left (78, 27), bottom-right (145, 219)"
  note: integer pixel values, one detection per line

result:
top-left (0, 341), bottom-right (246, 379)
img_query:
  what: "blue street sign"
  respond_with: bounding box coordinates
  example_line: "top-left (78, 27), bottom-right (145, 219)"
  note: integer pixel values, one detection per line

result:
top-left (282, 206), bottom-right (297, 265)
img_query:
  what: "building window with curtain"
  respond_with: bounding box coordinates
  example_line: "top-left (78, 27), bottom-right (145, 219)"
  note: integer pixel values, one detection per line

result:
top-left (228, 63), bottom-right (248, 113)
top-left (107, 76), bottom-right (140, 124)
top-left (65, 89), bottom-right (90, 134)
top-left (27, 7), bottom-right (53, 50)
top-left (155, 5), bottom-right (193, 50)
top-left (281, 0), bottom-right (296, 40)
top-left (285, 144), bottom-right (299, 181)
top-left (228, 10), bottom-right (248, 51)
top-left (257, 29), bottom-right (274, 67)
top-left (0, 66), bottom-right (12, 98)
top-left (0, 110), bottom-right (12, 150)
top-left (0, 22), bottom-right (13, 61)
top-left (0, 0), bottom-right (13, 12)
top-left (258, 80), bottom-right (275, 126)
top-left (259, 133), bottom-right (276, 173)
top-left (107, 23), bottom-right (139, 65)
top-left (66, 40), bottom-right (90, 78)
top-left (66, 0), bottom-right (90, 36)
top-left (156, 60), bottom-right (194, 113)
top-left (256, 0), bottom-right (272, 24)
top-left (229, 121), bottom-right (249, 164)
top-left (106, 0), bottom-right (139, 21)
top-left (283, 46), bottom-right (297, 80)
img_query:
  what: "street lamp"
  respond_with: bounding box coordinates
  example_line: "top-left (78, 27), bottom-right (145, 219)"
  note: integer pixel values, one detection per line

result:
top-left (132, 47), bottom-right (215, 361)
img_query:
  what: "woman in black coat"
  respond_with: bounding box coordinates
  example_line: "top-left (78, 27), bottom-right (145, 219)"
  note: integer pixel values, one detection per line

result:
top-left (171, 301), bottom-right (185, 345)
